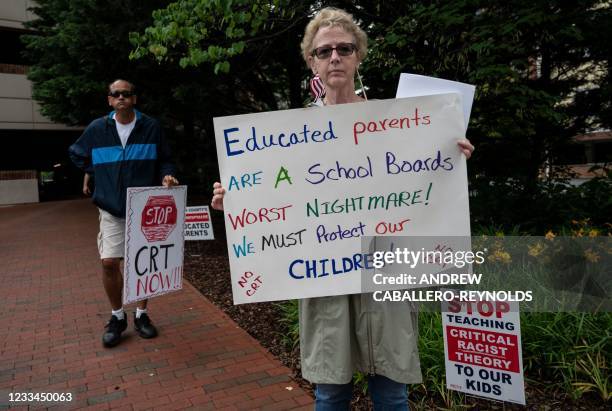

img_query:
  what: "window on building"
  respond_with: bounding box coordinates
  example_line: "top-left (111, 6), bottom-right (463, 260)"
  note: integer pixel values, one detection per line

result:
top-left (594, 142), bottom-right (612, 163)
top-left (0, 28), bottom-right (28, 68)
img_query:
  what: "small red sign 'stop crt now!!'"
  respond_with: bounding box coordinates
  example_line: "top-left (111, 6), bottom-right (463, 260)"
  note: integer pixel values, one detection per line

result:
top-left (141, 195), bottom-right (178, 242)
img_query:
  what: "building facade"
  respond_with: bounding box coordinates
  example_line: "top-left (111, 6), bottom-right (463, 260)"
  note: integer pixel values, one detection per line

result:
top-left (0, 0), bottom-right (82, 204)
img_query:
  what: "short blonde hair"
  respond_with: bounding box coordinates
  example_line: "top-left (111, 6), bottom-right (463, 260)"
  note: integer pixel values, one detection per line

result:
top-left (300, 7), bottom-right (368, 64)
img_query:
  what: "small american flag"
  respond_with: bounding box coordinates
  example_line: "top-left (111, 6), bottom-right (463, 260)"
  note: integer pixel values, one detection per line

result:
top-left (309, 74), bottom-right (325, 100)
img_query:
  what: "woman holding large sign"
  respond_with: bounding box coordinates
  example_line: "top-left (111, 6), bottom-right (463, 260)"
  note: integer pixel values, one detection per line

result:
top-left (213, 7), bottom-right (474, 409)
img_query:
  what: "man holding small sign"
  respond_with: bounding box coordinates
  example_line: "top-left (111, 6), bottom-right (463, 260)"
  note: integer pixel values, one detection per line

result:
top-left (69, 79), bottom-right (179, 347)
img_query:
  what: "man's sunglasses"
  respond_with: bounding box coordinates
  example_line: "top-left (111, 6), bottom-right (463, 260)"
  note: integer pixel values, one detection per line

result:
top-left (312, 43), bottom-right (357, 59)
top-left (108, 90), bottom-right (135, 98)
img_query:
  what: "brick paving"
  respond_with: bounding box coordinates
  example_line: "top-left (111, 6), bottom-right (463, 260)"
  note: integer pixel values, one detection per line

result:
top-left (0, 199), bottom-right (313, 410)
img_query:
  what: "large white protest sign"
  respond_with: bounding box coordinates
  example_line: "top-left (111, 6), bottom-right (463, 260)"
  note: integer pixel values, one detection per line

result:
top-left (396, 74), bottom-right (475, 132)
top-left (442, 298), bottom-right (526, 405)
top-left (213, 95), bottom-right (470, 304)
top-left (124, 186), bottom-right (186, 304)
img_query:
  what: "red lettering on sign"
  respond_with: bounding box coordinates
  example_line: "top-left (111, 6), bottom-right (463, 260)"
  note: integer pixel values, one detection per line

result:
top-left (227, 205), bottom-right (293, 230)
top-left (141, 195), bottom-right (178, 242)
top-left (446, 326), bottom-right (519, 373)
top-left (447, 300), bottom-right (510, 319)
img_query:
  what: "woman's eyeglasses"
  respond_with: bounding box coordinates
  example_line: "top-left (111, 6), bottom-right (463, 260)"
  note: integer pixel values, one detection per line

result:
top-left (312, 43), bottom-right (357, 59)
top-left (108, 90), bottom-right (135, 98)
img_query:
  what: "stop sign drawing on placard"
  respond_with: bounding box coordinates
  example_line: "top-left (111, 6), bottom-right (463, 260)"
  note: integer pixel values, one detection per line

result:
top-left (141, 195), bottom-right (177, 242)
top-left (125, 186), bottom-right (186, 305)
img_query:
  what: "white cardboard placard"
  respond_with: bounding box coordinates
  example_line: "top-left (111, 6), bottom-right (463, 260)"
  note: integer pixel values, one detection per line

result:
top-left (185, 206), bottom-right (215, 240)
top-left (213, 96), bottom-right (470, 304)
top-left (124, 186), bottom-right (186, 304)
top-left (442, 298), bottom-right (526, 405)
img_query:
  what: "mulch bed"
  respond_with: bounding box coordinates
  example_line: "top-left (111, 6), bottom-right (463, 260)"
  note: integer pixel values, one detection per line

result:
top-left (182, 211), bottom-right (608, 410)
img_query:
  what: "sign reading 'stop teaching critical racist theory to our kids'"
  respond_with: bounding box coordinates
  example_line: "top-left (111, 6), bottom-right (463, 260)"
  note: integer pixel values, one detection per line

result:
top-left (123, 186), bottom-right (187, 304)
top-left (442, 298), bottom-right (526, 404)
top-left (184, 206), bottom-right (215, 241)
top-left (213, 95), bottom-right (471, 304)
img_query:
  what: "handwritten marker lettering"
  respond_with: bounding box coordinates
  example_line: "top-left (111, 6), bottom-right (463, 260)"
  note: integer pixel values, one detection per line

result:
top-left (429, 243), bottom-right (454, 268)
top-left (223, 122), bottom-right (338, 157)
top-left (136, 268), bottom-right (179, 296)
top-left (246, 278), bottom-right (262, 296)
top-left (237, 271), bottom-right (263, 297)
top-left (386, 150), bottom-right (453, 174)
top-left (375, 218), bottom-right (411, 235)
top-left (228, 171), bottom-right (263, 191)
top-left (316, 222), bottom-right (366, 243)
top-left (227, 205), bottom-right (293, 230)
top-left (232, 236), bottom-right (255, 258)
top-left (306, 156), bottom-right (373, 185)
top-left (306, 196), bottom-right (363, 217)
top-left (305, 184), bottom-right (433, 217)
top-left (274, 166), bottom-right (293, 188)
top-left (261, 228), bottom-right (307, 251)
top-left (223, 127), bottom-right (244, 156)
top-left (352, 108), bottom-right (431, 145)
top-left (288, 253), bottom-right (374, 279)
top-left (135, 244), bottom-right (175, 275)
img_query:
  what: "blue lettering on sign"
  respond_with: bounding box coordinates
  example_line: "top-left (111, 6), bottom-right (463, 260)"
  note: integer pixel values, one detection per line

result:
top-left (224, 127), bottom-right (244, 157)
top-left (316, 222), bottom-right (366, 243)
top-left (222, 122), bottom-right (338, 158)
top-left (306, 156), bottom-right (373, 185)
top-left (288, 253), bottom-right (374, 279)
top-left (228, 171), bottom-right (263, 191)
top-left (386, 150), bottom-right (454, 174)
top-left (232, 236), bottom-right (255, 258)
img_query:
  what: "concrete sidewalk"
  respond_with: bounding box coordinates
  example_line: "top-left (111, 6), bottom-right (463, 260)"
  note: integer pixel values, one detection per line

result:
top-left (0, 199), bottom-right (312, 410)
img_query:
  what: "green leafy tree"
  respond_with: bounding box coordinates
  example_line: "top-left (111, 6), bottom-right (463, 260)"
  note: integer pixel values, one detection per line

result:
top-left (22, 0), bottom-right (227, 189)
top-left (131, 0), bottom-right (610, 178)
top-left (129, 0), bottom-right (314, 111)
top-left (26, 0), bottom-right (610, 209)
top-left (357, 1), bottom-right (611, 183)
top-left (22, 0), bottom-right (178, 125)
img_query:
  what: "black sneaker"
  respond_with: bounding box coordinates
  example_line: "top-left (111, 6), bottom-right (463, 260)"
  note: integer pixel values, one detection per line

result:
top-left (102, 315), bottom-right (127, 347)
top-left (134, 313), bottom-right (158, 339)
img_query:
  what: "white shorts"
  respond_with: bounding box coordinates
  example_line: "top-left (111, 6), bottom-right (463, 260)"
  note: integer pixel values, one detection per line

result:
top-left (97, 208), bottom-right (126, 259)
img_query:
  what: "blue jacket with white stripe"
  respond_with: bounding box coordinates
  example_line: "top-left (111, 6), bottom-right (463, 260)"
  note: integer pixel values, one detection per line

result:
top-left (69, 110), bottom-right (176, 218)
